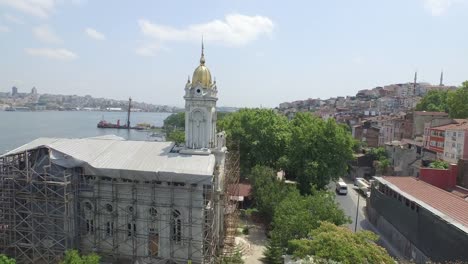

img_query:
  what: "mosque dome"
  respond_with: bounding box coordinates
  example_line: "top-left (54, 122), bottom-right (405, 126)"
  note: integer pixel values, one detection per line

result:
top-left (191, 43), bottom-right (212, 88)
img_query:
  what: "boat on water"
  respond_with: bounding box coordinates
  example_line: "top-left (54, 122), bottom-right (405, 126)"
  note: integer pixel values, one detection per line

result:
top-left (97, 98), bottom-right (144, 130)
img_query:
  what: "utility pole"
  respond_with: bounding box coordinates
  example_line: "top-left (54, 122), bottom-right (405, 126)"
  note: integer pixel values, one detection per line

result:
top-left (127, 97), bottom-right (132, 129)
top-left (354, 193), bottom-right (360, 232)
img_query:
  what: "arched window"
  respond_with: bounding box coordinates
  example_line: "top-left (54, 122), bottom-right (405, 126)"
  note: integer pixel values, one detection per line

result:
top-left (149, 207), bottom-right (158, 218)
top-left (127, 206), bottom-right (136, 237)
top-left (171, 209), bottom-right (182, 243)
top-left (82, 201), bottom-right (94, 234)
top-left (148, 207), bottom-right (159, 256)
top-left (104, 203), bottom-right (114, 237)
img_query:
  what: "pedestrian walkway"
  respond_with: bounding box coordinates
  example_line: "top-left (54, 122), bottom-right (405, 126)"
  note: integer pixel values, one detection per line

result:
top-left (237, 218), bottom-right (268, 264)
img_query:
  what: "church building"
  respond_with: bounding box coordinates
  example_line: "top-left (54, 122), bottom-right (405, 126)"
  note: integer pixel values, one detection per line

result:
top-left (0, 46), bottom-right (227, 264)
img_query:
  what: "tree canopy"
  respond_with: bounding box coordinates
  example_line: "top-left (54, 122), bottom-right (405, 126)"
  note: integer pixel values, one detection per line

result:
top-left (430, 160), bottom-right (449, 169)
top-left (415, 90), bottom-right (449, 113)
top-left (288, 222), bottom-right (394, 264)
top-left (218, 109), bottom-right (291, 174)
top-left (415, 81), bottom-right (468, 118)
top-left (270, 189), bottom-right (351, 250)
top-left (166, 130), bottom-right (185, 145)
top-left (249, 165), bottom-right (297, 222)
top-left (163, 112), bottom-right (185, 131)
top-left (287, 113), bottom-right (354, 192)
top-left (60, 250), bottom-right (100, 264)
top-left (0, 254), bottom-right (15, 264)
top-left (447, 81), bottom-right (468, 118)
top-left (367, 147), bottom-right (390, 175)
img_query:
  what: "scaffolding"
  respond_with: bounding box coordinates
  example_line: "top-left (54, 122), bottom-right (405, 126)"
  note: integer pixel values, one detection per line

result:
top-left (221, 149), bottom-right (240, 258)
top-left (0, 148), bottom-right (77, 264)
top-left (0, 146), bottom-right (237, 264)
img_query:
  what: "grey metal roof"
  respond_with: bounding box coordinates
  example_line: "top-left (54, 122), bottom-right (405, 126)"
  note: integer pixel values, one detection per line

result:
top-left (2, 137), bottom-right (216, 181)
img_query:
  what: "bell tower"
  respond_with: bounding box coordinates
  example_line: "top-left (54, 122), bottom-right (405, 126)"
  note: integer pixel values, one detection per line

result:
top-left (183, 41), bottom-right (218, 150)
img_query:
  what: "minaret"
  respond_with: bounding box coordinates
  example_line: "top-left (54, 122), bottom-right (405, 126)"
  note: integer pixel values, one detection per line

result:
top-left (440, 70), bottom-right (444, 86)
top-left (413, 71), bottom-right (418, 96)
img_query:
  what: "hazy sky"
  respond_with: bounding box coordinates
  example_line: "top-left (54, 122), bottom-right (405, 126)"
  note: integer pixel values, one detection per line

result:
top-left (1, 0), bottom-right (467, 107)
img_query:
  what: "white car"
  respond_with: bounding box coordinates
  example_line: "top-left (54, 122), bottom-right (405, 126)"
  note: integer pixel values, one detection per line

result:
top-left (335, 181), bottom-right (348, 195)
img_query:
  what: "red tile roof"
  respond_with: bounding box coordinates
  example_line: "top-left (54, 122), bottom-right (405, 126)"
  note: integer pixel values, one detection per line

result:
top-left (227, 183), bottom-right (252, 198)
top-left (378, 176), bottom-right (468, 229)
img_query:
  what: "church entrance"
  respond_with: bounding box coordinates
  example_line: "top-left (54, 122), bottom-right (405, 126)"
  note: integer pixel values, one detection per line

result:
top-left (148, 231), bottom-right (159, 256)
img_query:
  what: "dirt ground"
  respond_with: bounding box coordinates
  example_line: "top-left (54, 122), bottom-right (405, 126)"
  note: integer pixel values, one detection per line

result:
top-left (237, 217), bottom-right (268, 264)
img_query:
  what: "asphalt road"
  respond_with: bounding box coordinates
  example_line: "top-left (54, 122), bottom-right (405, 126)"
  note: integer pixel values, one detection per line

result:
top-left (331, 180), bottom-right (406, 260)
top-left (332, 181), bottom-right (368, 232)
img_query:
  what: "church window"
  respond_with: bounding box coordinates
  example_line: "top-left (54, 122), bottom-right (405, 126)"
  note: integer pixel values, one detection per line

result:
top-left (127, 223), bottom-right (136, 237)
top-left (171, 209), bottom-right (182, 243)
top-left (84, 201), bottom-right (93, 211)
top-left (105, 204), bottom-right (113, 213)
top-left (85, 219), bottom-right (94, 234)
top-left (83, 201), bottom-right (94, 235)
top-left (106, 221), bottom-right (114, 236)
top-left (149, 207), bottom-right (158, 217)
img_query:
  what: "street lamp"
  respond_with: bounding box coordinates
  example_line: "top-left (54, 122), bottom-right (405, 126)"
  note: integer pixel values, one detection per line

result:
top-left (354, 192), bottom-right (360, 232)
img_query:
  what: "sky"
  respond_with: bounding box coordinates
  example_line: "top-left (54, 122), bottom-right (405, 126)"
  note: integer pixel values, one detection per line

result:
top-left (1, 0), bottom-right (468, 108)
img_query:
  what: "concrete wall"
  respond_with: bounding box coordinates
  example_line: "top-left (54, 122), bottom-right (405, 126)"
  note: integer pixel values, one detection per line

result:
top-left (457, 159), bottom-right (468, 188)
top-left (420, 164), bottom-right (458, 190)
top-left (413, 114), bottom-right (449, 138)
top-left (368, 185), bottom-right (468, 263)
top-left (386, 143), bottom-right (420, 176)
top-left (367, 206), bottom-right (429, 264)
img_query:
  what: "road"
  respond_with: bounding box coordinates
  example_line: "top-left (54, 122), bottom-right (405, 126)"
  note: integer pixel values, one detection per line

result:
top-left (333, 182), bottom-right (368, 232)
top-left (332, 179), bottom-right (406, 260)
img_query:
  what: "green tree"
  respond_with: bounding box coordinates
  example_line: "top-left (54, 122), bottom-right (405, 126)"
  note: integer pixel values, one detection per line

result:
top-left (368, 147), bottom-right (390, 175)
top-left (167, 130), bottom-right (185, 144)
top-left (60, 250), bottom-right (100, 264)
top-left (269, 189), bottom-right (350, 249)
top-left (263, 238), bottom-right (284, 264)
top-left (163, 112), bottom-right (185, 131)
top-left (218, 109), bottom-right (291, 174)
top-left (0, 254), bottom-right (15, 264)
top-left (288, 222), bottom-right (394, 264)
top-left (220, 250), bottom-right (244, 264)
top-left (430, 160), bottom-right (449, 169)
top-left (217, 111), bottom-right (232, 125)
top-left (287, 113), bottom-right (354, 192)
top-left (447, 81), bottom-right (468, 118)
top-left (249, 165), bottom-right (296, 223)
top-left (415, 90), bottom-right (449, 113)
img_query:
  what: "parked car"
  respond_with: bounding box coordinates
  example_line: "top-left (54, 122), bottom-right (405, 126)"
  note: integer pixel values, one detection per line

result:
top-left (355, 178), bottom-right (371, 197)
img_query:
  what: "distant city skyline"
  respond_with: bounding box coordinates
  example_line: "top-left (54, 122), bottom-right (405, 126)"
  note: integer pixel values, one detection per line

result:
top-left (1, 0), bottom-right (467, 107)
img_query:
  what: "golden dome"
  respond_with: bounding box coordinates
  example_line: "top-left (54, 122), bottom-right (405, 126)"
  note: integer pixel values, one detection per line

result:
top-left (191, 41), bottom-right (212, 88)
top-left (192, 66), bottom-right (212, 88)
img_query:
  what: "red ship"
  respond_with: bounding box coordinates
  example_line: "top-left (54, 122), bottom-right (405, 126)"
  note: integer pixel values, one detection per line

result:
top-left (97, 98), bottom-right (144, 130)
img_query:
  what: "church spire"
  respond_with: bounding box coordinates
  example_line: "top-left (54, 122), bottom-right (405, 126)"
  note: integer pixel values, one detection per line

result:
top-left (440, 70), bottom-right (444, 86)
top-left (200, 37), bottom-right (205, 65)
